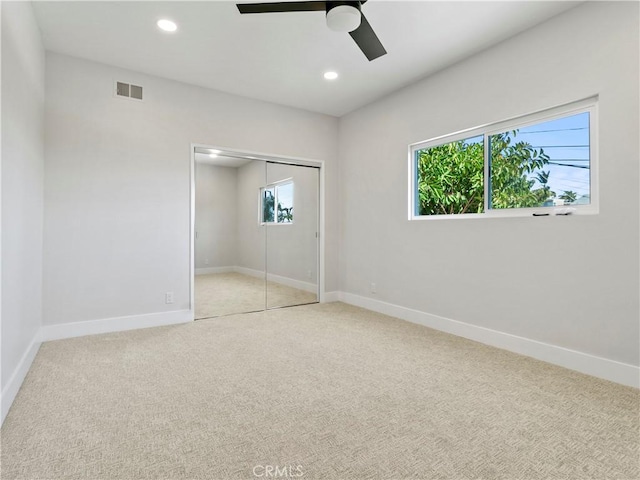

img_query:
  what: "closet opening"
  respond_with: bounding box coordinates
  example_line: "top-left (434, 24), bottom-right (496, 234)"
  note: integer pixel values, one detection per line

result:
top-left (190, 145), bottom-right (323, 319)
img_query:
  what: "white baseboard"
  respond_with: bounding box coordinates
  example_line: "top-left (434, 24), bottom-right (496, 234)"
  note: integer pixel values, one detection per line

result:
top-left (233, 266), bottom-right (265, 280)
top-left (1, 335), bottom-right (41, 426)
top-left (340, 292), bottom-right (640, 388)
top-left (234, 266), bottom-right (318, 294)
top-left (40, 309), bottom-right (193, 342)
top-left (322, 291), bottom-right (341, 303)
top-left (266, 272), bottom-right (317, 293)
top-left (195, 266), bottom-right (235, 275)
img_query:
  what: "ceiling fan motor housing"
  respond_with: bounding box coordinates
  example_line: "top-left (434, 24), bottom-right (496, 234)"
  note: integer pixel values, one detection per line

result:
top-left (236, 0), bottom-right (384, 61)
top-left (326, 1), bottom-right (362, 32)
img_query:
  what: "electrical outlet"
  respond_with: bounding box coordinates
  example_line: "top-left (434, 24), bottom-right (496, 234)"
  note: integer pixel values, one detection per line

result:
top-left (165, 292), bottom-right (174, 304)
top-left (370, 283), bottom-right (377, 294)
top-left (205, 258), bottom-right (209, 265)
top-left (307, 270), bottom-right (312, 279)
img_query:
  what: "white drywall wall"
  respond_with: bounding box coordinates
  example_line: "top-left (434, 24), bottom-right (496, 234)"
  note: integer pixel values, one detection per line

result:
top-left (194, 163), bottom-right (237, 269)
top-left (1, 1), bottom-right (45, 407)
top-left (338, 2), bottom-right (640, 366)
top-left (43, 53), bottom-right (338, 326)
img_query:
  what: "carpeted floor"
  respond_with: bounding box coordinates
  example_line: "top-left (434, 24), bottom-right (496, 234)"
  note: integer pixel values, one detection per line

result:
top-left (195, 272), bottom-right (317, 319)
top-left (1, 303), bottom-right (638, 479)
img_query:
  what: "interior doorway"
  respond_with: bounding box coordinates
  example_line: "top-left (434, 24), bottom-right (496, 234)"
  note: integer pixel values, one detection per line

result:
top-left (190, 145), bottom-right (322, 319)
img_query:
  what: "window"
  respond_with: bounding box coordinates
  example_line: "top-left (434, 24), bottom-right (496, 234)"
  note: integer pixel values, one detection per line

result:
top-left (411, 98), bottom-right (597, 219)
top-left (261, 180), bottom-right (294, 224)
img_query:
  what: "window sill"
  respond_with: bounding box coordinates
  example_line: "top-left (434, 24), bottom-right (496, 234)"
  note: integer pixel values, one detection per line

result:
top-left (410, 207), bottom-right (598, 221)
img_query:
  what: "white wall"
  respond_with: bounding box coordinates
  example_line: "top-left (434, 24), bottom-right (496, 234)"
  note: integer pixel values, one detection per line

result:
top-left (194, 163), bottom-right (237, 269)
top-left (1, 1), bottom-right (45, 419)
top-left (43, 53), bottom-right (339, 326)
top-left (338, 2), bottom-right (639, 367)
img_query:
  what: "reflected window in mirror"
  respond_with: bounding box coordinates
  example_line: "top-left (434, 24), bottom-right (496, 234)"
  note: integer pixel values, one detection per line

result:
top-left (261, 180), bottom-right (293, 224)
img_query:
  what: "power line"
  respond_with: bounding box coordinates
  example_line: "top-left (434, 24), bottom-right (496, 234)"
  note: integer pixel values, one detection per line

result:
top-left (550, 177), bottom-right (589, 185)
top-left (532, 180), bottom-right (589, 188)
top-left (548, 162), bottom-right (589, 169)
top-left (532, 145), bottom-right (589, 148)
top-left (550, 182), bottom-right (591, 188)
top-left (547, 158), bottom-right (590, 162)
top-left (552, 179), bottom-right (590, 185)
top-left (550, 176), bottom-right (590, 181)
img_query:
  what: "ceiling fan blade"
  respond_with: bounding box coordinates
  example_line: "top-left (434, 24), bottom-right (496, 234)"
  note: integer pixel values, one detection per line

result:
top-left (237, 2), bottom-right (326, 14)
top-left (349, 13), bottom-right (386, 61)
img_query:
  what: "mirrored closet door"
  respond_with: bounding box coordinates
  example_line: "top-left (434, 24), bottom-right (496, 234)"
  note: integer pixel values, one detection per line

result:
top-left (193, 148), bottom-right (319, 319)
top-left (194, 153), bottom-right (266, 319)
top-left (265, 161), bottom-right (319, 309)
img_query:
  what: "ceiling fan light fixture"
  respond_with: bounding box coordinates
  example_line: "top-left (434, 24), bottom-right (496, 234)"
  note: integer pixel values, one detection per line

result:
top-left (326, 5), bottom-right (361, 32)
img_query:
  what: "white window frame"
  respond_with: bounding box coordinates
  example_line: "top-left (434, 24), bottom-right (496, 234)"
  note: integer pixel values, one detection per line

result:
top-left (259, 178), bottom-right (294, 225)
top-left (409, 97), bottom-right (598, 220)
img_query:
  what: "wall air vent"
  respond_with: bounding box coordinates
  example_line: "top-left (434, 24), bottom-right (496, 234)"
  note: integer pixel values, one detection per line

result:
top-left (115, 81), bottom-right (143, 101)
top-left (130, 84), bottom-right (143, 100)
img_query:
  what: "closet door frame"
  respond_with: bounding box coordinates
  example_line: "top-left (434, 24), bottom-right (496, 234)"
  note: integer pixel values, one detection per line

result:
top-left (189, 143), bottom-right (326, 319)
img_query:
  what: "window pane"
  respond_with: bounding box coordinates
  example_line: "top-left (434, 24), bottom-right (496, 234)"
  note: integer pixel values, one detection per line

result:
top-left (276, 182), bottom-right (293, 223)
top-left (262, 187), bottom-right (275, 223)
top-left (489, 112), bottom-right (590, 209)
top-left (415, 135), bottom-right (484, 215)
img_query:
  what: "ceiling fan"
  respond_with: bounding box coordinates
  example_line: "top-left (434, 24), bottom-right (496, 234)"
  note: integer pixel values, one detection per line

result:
top-left (236, 1), bottom-right (386, 61)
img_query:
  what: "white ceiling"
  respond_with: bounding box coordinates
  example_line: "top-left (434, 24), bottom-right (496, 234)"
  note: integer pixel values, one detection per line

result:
top-left (32, 1), bottom-right (579, 117)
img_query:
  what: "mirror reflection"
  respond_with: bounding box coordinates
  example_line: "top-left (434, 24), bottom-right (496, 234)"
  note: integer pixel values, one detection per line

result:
top-left (266, 161), bottom-right (319, 309)
top-left (194, 148), bottom-right (319, 319)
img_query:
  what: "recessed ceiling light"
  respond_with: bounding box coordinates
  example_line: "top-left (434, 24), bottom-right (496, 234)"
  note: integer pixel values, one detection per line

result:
top-left (157, 19), bottom-right (177, 32)
top-left (209, 153), bottom-right (218, 158)
top-left (209, 149), bottom-right (221, 154)
top-left (324, 71), bottom-right (339, 80)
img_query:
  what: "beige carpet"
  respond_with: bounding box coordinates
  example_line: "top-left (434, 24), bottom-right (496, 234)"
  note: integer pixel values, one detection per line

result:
top-left (1, 303), bottom-right (638, 479)
top-left (195, 272), bottom-right (317, 319)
